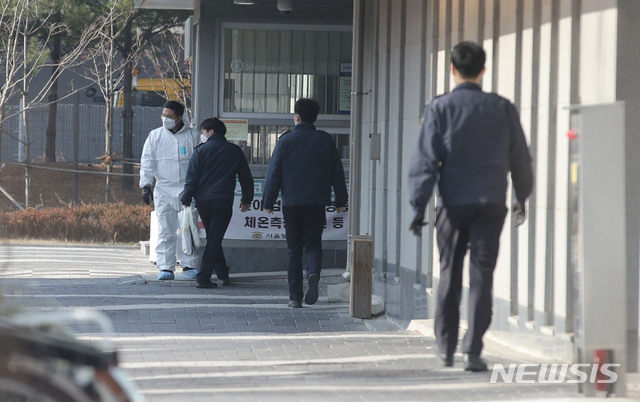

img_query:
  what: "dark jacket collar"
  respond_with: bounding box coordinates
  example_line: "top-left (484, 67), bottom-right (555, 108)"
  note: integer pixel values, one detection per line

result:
top-left (208, 134), bottom-right (228, 142)
top-left (453, 82), bottom-right (483, 92)
top-left (294, 121), bottom-right (316, 130)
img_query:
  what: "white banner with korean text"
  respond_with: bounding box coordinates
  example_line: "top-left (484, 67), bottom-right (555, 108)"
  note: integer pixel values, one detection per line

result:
top-left (225, 179), bottom-right (348, 240)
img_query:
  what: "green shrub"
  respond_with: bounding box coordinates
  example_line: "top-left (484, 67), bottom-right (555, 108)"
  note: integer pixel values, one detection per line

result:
top-left (0, 203), bottom-right (153, 244)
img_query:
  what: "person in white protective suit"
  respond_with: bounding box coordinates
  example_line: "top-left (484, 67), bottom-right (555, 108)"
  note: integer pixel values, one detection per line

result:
top-left (140, 100), bottom-right (202, 281)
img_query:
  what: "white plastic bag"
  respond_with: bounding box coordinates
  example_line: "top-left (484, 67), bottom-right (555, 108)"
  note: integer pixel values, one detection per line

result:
top-left (180, 206), bottom-right (201, 255)
top-left (188, 207), bottom-right (203, 250)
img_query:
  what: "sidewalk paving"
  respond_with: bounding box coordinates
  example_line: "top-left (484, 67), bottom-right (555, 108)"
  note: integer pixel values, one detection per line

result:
top-left (0, 243), bottom-right (637, 401)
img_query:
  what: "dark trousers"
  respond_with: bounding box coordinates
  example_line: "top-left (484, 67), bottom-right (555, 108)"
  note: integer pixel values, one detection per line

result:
top-left (434, 203), bottom-right (507, 357)
top-left (282, 205), bottom-right (326, 302)
top-left (196, 198), bottom-right (234, 282)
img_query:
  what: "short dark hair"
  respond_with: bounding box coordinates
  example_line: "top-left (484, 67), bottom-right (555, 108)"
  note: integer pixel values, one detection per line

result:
top-left (451, 41), bottom-right (486, 78)
top-left (294, 98), bottom-right (320, 123)
top-left (163, 100), bottom-right (185, 117)
top-left (199, 117), bottom-right (227, 136)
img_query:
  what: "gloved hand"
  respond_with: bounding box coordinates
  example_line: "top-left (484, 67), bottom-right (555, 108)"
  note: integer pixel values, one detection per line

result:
top-left (142, 185), bottom-right (153, 205)
top-left (409, 209), bottom-right (426, 236)
top-left (512, 201), bottom-right (526, 226)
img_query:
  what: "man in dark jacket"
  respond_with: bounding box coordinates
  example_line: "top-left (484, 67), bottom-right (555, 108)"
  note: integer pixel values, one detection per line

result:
top-left (181, 118), bottom-right (254, 289)
top-left (263, 98), bottom-right (348, 309)
top-left (408, 42), bottom-right (533, 371)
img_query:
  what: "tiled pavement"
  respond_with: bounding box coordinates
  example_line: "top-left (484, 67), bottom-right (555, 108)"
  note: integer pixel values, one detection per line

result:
top-left (0, 243), bottom-right (635, 401)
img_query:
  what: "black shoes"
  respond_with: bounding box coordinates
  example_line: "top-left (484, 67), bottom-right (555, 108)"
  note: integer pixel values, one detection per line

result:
top-left (288, 300), bottom-right (302, 308)
top-left (433, 342), bottom-right (488, 371)
top-left (196, 279), bottom-right (217, 289)
top-left (433, 342), bottom-right (454, 367)
top-left (304, 274), bottom-right (319, 305)
top-left (216, 271), bottom-right (231, 286)
top-left (196, 271), bottom-right (229, 287)
top-left (464, 354), bottom-right (488, 372)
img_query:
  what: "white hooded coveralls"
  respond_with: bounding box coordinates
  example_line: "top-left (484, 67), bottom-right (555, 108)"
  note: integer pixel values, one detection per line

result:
top-left (140, 123), bottom-right (201, 271)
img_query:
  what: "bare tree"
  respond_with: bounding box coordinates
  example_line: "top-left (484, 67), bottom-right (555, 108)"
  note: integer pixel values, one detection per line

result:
top-left (43, 0), bottom-right (99, 163)
top-left (144, 32), bottom-right (192, 119)
top-left (79, 1), bottom-right (135, 204)
top-left (0, 0), bottom-right (101, 206)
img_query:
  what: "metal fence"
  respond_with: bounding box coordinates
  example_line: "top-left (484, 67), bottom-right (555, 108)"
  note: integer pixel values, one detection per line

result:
top-left (0, 104), bottom-right (350, 180)
top-left (1, 103), bottom-right (162, 164)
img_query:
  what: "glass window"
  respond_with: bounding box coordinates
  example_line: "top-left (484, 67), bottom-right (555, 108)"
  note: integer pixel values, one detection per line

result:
top-left (245, 125), bottom-right (291, 165)
top-left (223, 26), bottom-right (352, 115)
top-left (233, 124), bottom-right (348, 169)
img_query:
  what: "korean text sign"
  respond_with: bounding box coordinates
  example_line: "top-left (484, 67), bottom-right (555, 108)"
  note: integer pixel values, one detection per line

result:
top-left (225, 179), bottom-right (348, 240)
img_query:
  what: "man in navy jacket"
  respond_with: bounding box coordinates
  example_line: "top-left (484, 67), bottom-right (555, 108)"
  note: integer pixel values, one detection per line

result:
top-left (263, 98), bottom-right (348, 308)
top-left (181, 118), bottom-right (254, 288)
top-left (408, 42), bottom-right (533, 371)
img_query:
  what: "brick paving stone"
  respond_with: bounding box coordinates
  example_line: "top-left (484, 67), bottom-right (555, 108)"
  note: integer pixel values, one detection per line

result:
top-left (1, 243), bottom-right (637, 401)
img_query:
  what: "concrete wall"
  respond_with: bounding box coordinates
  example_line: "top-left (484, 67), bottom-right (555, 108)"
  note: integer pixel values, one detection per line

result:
top-left (223, 239), bottom-right (346, 273)
top-left (617, 0), bottom-right (640, 374)
top-left (354, 0), bottom-right (640, 368)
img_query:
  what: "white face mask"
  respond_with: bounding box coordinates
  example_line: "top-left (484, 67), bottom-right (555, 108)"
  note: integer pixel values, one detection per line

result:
top-left (200, 134), bottom-right (208, 143)
top-left (162, 116), bottom-right (176, 130)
